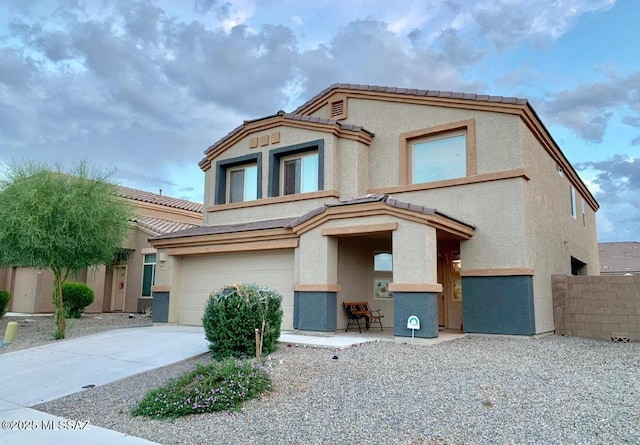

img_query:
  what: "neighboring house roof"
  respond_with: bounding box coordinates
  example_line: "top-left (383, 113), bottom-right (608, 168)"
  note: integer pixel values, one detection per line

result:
top-left (132, 216), bottom-right (200, 236)
top-left (598, 242), bottom-right (640, 274)
top-left (152, 194), bottom-right (474, 241)
top-left (117, 185), bottom-right (204, 213)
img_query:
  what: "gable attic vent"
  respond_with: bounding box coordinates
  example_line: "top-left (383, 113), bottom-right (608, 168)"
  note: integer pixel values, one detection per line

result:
top-left (328, 96), bottom-right (347, 120)
top-left (331, 100), bottom-right (344, 117)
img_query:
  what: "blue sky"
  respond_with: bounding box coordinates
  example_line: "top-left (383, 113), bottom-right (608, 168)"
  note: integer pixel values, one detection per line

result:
top-left (0, 0), bottom-right (638, 242)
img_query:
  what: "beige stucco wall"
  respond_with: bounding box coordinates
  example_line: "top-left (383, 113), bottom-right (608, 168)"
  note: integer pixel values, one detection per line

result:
top-left (345, 98), bottom-right (523, 189)
top-left (206, 196), bottom-right (339, 225)
top-left (521, 121), bottom-right (599, 333)
top-left (393, 178), bottom-right (528, 270)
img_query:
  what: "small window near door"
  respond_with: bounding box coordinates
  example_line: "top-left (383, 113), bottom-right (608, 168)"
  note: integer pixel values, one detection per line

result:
top-left (142, 254), bottom-right (156, 297)
top-left (374, 252), bottom-right (392, 271)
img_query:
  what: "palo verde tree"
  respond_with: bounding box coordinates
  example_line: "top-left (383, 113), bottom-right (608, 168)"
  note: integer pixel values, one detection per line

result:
top-left (0, 160), bottom-right (132, 339)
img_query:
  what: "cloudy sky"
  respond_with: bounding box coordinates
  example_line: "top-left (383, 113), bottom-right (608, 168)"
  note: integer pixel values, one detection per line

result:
top-left (0, 0), bottom-right (638, 242)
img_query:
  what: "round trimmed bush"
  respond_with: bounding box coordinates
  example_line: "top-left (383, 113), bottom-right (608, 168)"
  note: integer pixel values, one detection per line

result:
top-left (0, 290), bottom-right (10, 318)
top-left (62, 282), bottom-right (95, 318)
top-left (202, 283), bottom-right (283, 360)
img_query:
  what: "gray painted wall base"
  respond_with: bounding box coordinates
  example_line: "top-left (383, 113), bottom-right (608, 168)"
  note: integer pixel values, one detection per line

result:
top-left (293, 291), bottom-right (337, 331)
top-left (393, 292), bottom-right (438, 338)
top-left (151, 291), bottom-right (169, 323)
top-left (462, 275), bottom-right (535, 335)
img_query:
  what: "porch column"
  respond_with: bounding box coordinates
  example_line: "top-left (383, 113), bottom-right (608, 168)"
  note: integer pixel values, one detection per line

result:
top-left (294, 229), bottom-right (339, 331)
top-left (390, 222), bottom-right (441, 338)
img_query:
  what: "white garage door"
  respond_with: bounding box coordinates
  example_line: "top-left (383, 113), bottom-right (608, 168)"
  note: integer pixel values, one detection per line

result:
top-left (178, 250), bottom-right (295, 329)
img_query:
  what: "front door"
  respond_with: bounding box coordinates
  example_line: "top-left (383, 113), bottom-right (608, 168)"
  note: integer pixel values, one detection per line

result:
top-left (111, 266), bottom-right (127, 312)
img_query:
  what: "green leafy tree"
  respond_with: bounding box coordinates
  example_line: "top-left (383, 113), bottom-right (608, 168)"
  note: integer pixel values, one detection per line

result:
top-left (0, 160), bottom-right (132, 338)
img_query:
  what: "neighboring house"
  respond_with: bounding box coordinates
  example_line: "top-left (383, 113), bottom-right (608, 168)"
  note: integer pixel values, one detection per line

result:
top-left (598, 242), bottom-right (640, 275)
top-left (150, 83), bottom-right (599, 338)
top-left (0, 186), bottom-right (203, 314)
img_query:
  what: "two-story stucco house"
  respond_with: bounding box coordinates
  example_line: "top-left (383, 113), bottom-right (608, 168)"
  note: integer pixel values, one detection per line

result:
top-left (150, 83), bottom-right (599, 338)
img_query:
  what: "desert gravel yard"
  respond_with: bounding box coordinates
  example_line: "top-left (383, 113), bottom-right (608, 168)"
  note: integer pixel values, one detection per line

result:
top-left (34, 332), bottom-right (640, 445)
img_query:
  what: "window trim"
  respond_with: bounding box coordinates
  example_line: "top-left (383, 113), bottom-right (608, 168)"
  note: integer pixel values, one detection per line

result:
top-left (280, 151), bottom-right (319, 195)
top-left (399, 119), bottom-right (476, 186)
top-left (268, 139), bottom-right (324, 197)
top-left (570, 185), bottom-right (577, 219)
top-left (141, 253), bottom-right (156, 297)
top-left (214, 153), bottom-right (262, 205)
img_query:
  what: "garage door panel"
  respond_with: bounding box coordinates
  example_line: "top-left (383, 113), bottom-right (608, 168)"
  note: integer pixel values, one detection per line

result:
top-left (179, 251), bottom-right (294, 329)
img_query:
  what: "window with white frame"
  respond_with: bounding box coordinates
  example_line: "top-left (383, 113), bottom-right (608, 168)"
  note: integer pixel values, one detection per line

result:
top-left (228, 164), bottom-right (258, 203)
top-left (141, 254), bottom-right (156, 297)
top-left (214, 153), bottom-right (262, 205)
top-left (268, 140), bottom-right (324, 197)
top-left (570, 186), bottom-right (577, 219)
top-left (282, 152), bottom-right (319, 195)
top-left (412, 131), bottom-right (466, 184)
top-left (374, 252), bottom-right (393, 272)
top-left (581, 199), bottom-right (586, 226)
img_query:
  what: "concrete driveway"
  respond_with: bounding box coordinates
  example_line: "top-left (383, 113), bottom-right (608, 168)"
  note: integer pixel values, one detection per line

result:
top-left (0, 325), bottom-right (209, 445)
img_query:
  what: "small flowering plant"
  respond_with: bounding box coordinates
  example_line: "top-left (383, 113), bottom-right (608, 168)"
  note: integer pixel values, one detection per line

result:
top-left (132, 359), bottom-right (271, 419)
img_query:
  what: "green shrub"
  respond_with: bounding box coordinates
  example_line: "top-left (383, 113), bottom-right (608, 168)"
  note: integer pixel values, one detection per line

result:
top-left (62, 282), bottom-right (94, 318)
top-left (132, 359), bottom-right (271, 419)
top-left (0, 290), bottom-right (10, 318)
top-left (202, 283), bottom-right (283, 360)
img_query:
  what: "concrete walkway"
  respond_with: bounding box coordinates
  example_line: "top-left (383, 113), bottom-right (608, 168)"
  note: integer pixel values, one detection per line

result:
top-left (1, 325), bottom-right (209, 445)
top-left (1, 325), bottom-right (464, 445)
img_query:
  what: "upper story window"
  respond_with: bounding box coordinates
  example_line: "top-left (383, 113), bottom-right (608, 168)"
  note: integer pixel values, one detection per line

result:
top-left (400, 119), bottom-right (476, 186)
top-left (412, 132), bottom-right (466, 183)
top-left (269, 139), bottom-right (324, 197)
top-left (229, 164), bottom-right (258, 203)
top-left (214, 153), bottom-right (262, 205)
top-left (570, 185), bottom-right (577, 219)
top-left (282, 152), bottom-right (319, 195)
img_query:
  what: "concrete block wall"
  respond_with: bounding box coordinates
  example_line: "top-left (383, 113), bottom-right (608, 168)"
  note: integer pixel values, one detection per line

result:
top-left (552, 275), bottom-right (640, 341)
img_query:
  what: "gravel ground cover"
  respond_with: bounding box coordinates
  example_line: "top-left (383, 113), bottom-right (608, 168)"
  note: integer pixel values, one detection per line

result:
top-left (0, 313), bottom-right (152, 353)
top-left (35, 333), bottom-right (640, 445)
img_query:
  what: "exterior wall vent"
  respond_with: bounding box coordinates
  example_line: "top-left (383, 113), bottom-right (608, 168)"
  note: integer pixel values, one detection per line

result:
top-left (611, 336), bottom-right (629, 343)
top-left (328, 95), bottom-right (347, 120)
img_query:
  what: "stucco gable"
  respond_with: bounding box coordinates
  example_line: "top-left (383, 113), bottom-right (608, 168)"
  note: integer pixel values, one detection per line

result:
top-left (198, 111), bottom-right (374, 171)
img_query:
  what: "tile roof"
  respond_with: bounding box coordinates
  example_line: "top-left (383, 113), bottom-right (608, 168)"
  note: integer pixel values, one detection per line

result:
top-left (598, 242), bottom-right (640, 274)
top-left (293, 83), bottom-right (529, 114)
top-left (132, 216), bottom-right (200, 236)
top-left (152, 194), bottom-right (473, 241)
top-left (117, 186), bottom-right (203, 213)
top-left (151, 217), bottom-right (298, 240)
